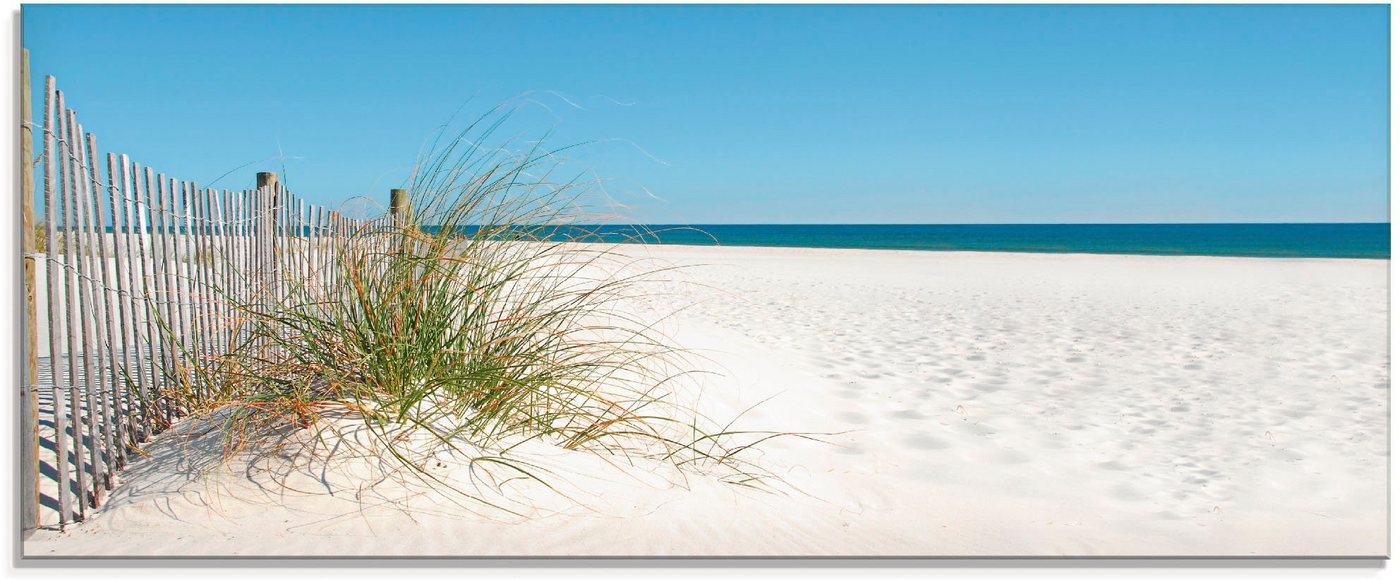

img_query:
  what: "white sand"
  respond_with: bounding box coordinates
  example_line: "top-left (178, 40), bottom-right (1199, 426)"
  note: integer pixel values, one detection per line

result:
top-left (23, 246), bottom-right (1388, 557)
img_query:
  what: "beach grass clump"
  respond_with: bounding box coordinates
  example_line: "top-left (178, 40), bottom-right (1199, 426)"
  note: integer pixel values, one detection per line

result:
top-left (188, 114), bottom-right (790, 510)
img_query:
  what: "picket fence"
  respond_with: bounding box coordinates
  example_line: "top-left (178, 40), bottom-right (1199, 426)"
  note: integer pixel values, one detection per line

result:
top-left (19, 55), bottom-right (407, 535)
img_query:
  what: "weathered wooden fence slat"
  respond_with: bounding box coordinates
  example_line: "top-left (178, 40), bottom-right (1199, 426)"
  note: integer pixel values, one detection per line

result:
top-left (57, 93), bottom-right (91, 519)
top-left (74, 116), bottom-right (106, 506)
top-left (40, 76), bottom-right (72, 528)
top-left (105, 153), bottom-right (135, 455)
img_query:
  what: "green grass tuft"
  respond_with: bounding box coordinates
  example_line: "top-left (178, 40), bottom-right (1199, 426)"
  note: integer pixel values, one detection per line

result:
top-left (168, 110), bottom-right (802, 512)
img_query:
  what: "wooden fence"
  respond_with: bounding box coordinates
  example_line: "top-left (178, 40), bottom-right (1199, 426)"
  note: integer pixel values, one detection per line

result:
top-left (19, 62), bottom-right (396, 535)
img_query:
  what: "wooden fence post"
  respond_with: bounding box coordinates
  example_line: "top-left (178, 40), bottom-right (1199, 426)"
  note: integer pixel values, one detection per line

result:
top-left (256, 173), bottom-right (278, 193)
top-left (256, 171), bottom-right (277, 313)
top-left (389, 188), bottom-right (408, 227)
top-left (19, 48), bottom-right (39, 538)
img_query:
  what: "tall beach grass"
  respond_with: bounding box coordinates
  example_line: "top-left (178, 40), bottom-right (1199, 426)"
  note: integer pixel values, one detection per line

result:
top-left (153, 111), bottom-right (801, 513)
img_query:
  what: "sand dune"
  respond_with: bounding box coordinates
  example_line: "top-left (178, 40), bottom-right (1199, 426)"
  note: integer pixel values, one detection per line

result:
top-left (23, 246), bottom-right (1388, 557)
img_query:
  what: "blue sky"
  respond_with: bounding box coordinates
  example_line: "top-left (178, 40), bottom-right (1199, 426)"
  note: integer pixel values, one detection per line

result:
top-left (23, 4), bottom-right (1389, 223)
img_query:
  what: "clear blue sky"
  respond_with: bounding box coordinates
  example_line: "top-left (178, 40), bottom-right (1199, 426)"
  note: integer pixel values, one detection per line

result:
top-left (23, 4), bottom-right (1389, 224)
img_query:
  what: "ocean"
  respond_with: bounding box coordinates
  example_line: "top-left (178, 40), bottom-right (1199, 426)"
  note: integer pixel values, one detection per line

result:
top-left (567, 223), bottom-right (1390, 259)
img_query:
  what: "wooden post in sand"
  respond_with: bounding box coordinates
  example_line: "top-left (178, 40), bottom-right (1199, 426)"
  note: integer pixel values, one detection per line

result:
top-left (19, 48), bottom-right (39, 538)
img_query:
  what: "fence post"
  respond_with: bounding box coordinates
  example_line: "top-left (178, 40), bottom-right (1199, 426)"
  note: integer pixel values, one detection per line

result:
top-left (257, 173), bottom-right (278, 273)
top-left (256, 173), bottom-right (278, 342)
top-left (19, 47), bottom-right (39, 538)
top-left (389, 188), bottom-right (409, 227)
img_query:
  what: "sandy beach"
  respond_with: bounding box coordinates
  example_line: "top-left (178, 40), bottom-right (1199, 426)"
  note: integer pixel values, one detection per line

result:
top-left (23, 245), bottom-right (1388, 557)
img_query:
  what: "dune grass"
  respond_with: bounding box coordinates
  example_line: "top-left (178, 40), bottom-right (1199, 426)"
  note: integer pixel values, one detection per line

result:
top-left (161, 112), bottom-right (799, 512)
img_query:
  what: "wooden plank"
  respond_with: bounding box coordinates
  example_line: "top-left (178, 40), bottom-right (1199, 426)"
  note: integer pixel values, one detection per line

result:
top-left (308, 201), bottom-right (316, 289)
top-left (256, 179), bottom-right (272, 355)
top-left (205, 188), bottom-right (218, 366)
top-left (144, 168), bottom-right (166, 424)
top-left (272, 183), bottom-right (283, 313)
top-left (206, 190), bottom-right (219, 378)
top-left (330, 211), bottom-right (340, 293)
top-left (74, 126), bottom-right (111, 498)
top-left (243, 189), bottom-right (252, 340)
top-left (282, 189), bottom-right (290, 306)
top-left (170, 179), bottom-right (191, 402)
top-left (325, 210), bottom-right (333, 294)
top-left (246, 187), bottom-right (257, 355)
top-left (180, 181), bottom-right (200, 393)
top-left (167, 177), bottom-right (187, 416)
top-left (106, 153), bottom-right (137, 452)
top-left (218, 189), bottom-right (234, 355)
top-left (199, 187), bottom-right (216, 367)
top-left (157, 175), bottom-right (181, 420)
top-left (188, 183), bottom-right (201, 379)
top-left (225, 189), bottom-right (238, 352)
top-left (284, 189), bottom-right (293, 310)
top-left (148, 169), bottom-right (173, 426)
top-left (250, 187), bottom-right (258, 350)
top-left (301, 201), bottom-right (308, 297)
top-left (238, 189), bottom-right (249, 348)
top-left (211, 190), bottom-right (223, 356)
top-left (248, 187), bottom-right (257, 355)
top-left (214, 189), bottom-right (232, 363)
top-left (313, 205), bottom-right (324, 299)
top-left (41, 76), bottom-right (71, 528)
top-left (257, 174), bottom-right (277, 340)
top-left (82, 132), bottom-right (119, 483)
top-left (55, 96), bottom-right (89, 518)
top-left (88, 138), bottom-right (125, 470)
top-left (118, 157), bottom-right (148, 441)
top-left (227, 190), bottom-right (236, 353)
top-left (19, 48), bottom-right (39, 537)
top-left (182, 183), bottom-right (200, 387)
top-left (133, 164), bottom-right (161, 435)
top-left (273, 183), bottom-right (283, 350)
top-left (190, 182), bottom-right (209, 382)
top-left (67, 113), bottom-right (104, 507)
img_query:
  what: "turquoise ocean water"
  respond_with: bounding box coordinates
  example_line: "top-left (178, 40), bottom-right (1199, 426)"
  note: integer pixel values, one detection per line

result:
top-left (567, 223), bottom-right (1389, 259)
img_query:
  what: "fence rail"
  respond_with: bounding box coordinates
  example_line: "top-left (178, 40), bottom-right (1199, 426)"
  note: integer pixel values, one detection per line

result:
top-left (19, 65), bottom-right (398, 534)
